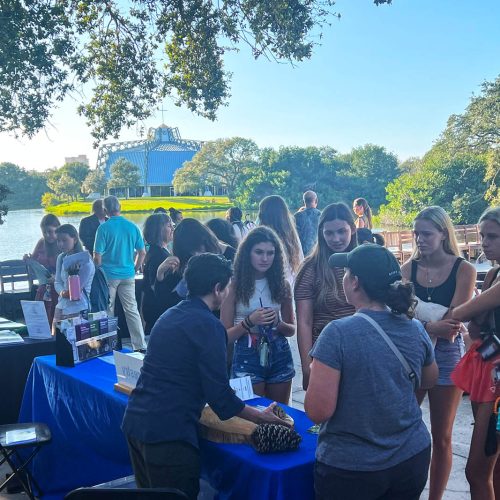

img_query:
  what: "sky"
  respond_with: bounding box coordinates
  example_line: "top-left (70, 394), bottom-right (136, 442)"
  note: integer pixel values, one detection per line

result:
top-left (0, 0), bottom-right (499, 172)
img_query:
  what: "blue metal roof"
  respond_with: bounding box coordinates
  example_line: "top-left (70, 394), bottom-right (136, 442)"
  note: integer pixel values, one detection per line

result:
top-left (101, 126), bottom-right (201, 186)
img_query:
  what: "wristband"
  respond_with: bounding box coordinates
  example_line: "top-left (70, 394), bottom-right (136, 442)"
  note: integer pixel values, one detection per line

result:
top-left (245, 315), bottom-right (254, 328)
top-left (241, 320), bottom-right (251, 333)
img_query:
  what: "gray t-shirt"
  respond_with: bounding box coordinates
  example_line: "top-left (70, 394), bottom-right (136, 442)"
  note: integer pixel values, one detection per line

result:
top-left (310, 309), bottom-right (434, 471)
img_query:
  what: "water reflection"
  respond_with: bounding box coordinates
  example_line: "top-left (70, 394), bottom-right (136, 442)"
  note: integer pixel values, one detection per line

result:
top-left (0, 209), bottom-right (252, 261)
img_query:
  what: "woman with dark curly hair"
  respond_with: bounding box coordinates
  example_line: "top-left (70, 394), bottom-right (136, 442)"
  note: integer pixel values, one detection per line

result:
top-left (258, 195), bottom-right (304, 284)
top-left (220, 226), bottom-right (296, 404)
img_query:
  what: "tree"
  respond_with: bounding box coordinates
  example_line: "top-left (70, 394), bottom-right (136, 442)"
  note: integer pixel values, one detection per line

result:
top-left (337, 144), bottom-right (400, 210)
top-left (82, 169), bottom-right (107, 195)
top-left (0, 0), bottom-right (391, 144)
top-left (174, 138), bottom-right (259, 199)
top-left (379, 152), bottom-right (488, 227)
top-left (108, 158), bottom-right (141, 199)
top-left (441, 75), bottom-right (500, 202)
top-left (46, 161), bottom-right (90, 201)
top-left (0, 184), bottom-right (12, 224)
top-left (0, 162), bottom-right (48, 209)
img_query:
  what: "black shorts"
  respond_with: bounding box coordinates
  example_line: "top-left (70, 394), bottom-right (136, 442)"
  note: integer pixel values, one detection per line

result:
top-left (315, 445), bottom-right (431, 500)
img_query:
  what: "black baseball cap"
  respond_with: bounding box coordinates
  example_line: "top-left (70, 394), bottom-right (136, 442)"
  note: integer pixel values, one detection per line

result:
top-left (329, 243), bottom-right (402, 289)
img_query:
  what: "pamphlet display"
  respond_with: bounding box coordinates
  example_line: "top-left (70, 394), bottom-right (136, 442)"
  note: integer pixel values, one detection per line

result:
top-left (56, 311), bottom-right (120, 367)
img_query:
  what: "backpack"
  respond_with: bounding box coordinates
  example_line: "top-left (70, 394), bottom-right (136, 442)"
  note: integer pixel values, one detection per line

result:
top-left (88, 266), bottom-right (110, 313)
top-left (243, 215), bottom-right (256, 232)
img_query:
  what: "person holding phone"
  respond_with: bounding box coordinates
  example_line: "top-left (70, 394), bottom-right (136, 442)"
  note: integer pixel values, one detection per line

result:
top-left (221, 226), bottom-right (295, 404)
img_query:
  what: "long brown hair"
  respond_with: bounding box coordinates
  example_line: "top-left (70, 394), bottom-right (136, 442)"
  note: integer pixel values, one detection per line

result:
top-left (296, 202), bottom-right (356, 307)
top-left (172, 218), bottom-right (220, 270)
top-left (40, 213), bottom-right (61, 258)
top-left (233, 226), bottom-right (290, 306)
top-left (353, 198), bottom-right (373, 229)
top-left (258, 195), bottom-right (302, 273)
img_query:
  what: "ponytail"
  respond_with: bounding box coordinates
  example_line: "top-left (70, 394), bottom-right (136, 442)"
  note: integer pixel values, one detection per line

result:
top-left (359, 279), bottom-right (416, 318)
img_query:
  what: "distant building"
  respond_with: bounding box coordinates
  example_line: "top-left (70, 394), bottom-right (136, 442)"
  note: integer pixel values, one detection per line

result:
top-left (96, 125), bottom-right (203, 197)
top-left (65, 154), bottom-right (89, 166)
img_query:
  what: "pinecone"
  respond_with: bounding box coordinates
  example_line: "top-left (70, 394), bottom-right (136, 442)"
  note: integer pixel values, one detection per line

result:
top-left (272, 404), bottom-right (287, 419)
top-left (251, 424), bottom-right (302, 453)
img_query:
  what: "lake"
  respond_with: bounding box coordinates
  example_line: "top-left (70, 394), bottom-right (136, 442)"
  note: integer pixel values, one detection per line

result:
top-left (0, 209), bottom-right (230, 261)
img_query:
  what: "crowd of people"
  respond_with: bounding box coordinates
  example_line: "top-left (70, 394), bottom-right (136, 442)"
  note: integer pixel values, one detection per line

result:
top-left (22, 192), bottom-right (500, 500)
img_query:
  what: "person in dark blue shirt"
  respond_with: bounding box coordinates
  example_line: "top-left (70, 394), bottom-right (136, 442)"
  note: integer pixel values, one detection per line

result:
top-left (122, 253), bottom-right (286, 499)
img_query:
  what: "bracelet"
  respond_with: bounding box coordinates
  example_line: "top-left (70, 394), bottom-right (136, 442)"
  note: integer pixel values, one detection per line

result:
top-left (244, 315), bottom-right (254, 328)
top-left (241, 320), bottom-right (251, 333)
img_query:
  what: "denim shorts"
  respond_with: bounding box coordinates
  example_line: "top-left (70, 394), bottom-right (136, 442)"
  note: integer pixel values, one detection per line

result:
top-left (435, 335), bottom-right (465, 386)
top-left (231, 334), bottom-right (295, 385)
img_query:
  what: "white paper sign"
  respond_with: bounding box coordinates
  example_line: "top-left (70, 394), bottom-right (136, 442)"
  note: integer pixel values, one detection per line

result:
top-left (114, 350), bottom-right (145, 389)
top-left (229, 376), bottom-right (255, 401)
top-left (21, 301), bottom-right (52, 339)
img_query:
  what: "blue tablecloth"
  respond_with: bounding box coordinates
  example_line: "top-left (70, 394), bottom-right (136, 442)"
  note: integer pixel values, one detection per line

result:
top-left (19, 355), bottom-right (316, 499)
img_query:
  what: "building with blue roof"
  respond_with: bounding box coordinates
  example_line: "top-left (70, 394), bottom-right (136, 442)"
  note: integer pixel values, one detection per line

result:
top-left (96, 125), bottom-right (202, 197)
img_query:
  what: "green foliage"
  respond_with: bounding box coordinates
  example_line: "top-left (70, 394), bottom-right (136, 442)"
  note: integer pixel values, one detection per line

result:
top-left (174, 138), bottom-right (259, 199)
top-left (82, 169), bottom-right (107, 195)
top-left (379, 153), bottom-right (489, 227)
top-left (237, 146), bottom-right (341, 210)
top-left (46, 161), bottom-right (90, 201)
top-left (337, 144), bottom-right (399, 209)
top-left (0, 0), bottom-right (393, 144)
top-left (108, 158), bottom-right (142, 198)
top-left (441, 75), bottom-right (500, 203)
top-left (0, 184), bottom-right (12, 224)
top-left (41, 192), bottom-right (61, 208)
top-left (175, 140), bottom-right (400, 211)
top-left (0, 162), bottom-right (48, 210)
top-left (379, 74), bottom-right (499, 226)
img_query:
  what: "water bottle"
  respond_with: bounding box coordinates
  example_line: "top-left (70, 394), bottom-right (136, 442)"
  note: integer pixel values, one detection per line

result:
top-left (68, 274), bottom-right (81, 301)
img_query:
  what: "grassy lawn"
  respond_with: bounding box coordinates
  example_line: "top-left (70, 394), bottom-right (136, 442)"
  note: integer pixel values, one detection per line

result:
top-left (46, 196), bottom-right (232, 215)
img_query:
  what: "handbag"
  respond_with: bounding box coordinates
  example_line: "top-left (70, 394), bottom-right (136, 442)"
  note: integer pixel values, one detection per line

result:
top-left (356, 312), bottom-right (418, 390)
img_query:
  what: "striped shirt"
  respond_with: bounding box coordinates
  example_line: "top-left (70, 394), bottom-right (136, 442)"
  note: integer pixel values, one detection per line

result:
top-left (294, 260), bottom-right (355, 344)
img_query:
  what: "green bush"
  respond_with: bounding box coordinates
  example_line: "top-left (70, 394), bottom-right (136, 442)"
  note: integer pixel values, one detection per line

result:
top-left (41, 192), bottom-right (61, 207)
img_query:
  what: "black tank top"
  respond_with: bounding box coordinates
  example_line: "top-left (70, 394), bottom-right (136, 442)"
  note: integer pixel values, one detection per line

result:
top-left (411, 258), bottom-right (464, 308)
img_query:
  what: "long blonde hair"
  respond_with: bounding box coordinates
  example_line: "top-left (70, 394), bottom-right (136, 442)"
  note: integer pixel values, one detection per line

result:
top-left (411, 206), bottom-right (461, 259)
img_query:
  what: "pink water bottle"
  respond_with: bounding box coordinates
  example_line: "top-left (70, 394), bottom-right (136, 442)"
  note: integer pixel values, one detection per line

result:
top-left (68, 274), bottom-right (81, 301)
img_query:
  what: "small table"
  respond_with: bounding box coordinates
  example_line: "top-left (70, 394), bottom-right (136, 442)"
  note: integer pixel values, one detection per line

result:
top-left (19, 355), bottom-right (316, 499)
top-left (0, 336), bottom-right (55, 425)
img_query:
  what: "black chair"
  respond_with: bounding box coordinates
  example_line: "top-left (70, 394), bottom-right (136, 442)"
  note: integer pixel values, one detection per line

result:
top-left (0, 422), bottom-right (51, 499)
top-left (65, 487), bottom-right (189, 499)
top-left (0, 259), bottom-right (34, 319)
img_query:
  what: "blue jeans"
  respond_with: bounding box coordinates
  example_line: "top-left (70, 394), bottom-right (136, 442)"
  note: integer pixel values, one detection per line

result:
top-left (231, 334), bottom-right (295, 384)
